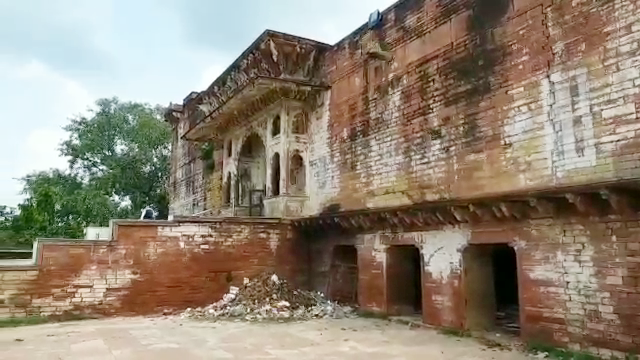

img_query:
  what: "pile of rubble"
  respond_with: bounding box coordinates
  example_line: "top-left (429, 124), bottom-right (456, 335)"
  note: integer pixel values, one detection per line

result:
top-left (181, 273), bottom-right (355, 322)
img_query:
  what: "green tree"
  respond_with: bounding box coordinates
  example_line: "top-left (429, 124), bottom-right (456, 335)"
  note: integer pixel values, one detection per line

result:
top-left (60, 97), bottom-right (171, 219)
top-left (6, 170), bottom-right (124, 246)
top-left (0, 97), bottom-right (171, 247)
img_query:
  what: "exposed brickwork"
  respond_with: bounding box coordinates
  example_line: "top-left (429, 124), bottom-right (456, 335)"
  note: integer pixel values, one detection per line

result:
top-left (308, 215), bottom-right (640, 356)
top-left (313, 0), bottom-right (640, 212)
top-left (159, 0), bottom-right (640, 356)
top-left (168, 118), bottom-right (207, 216)
top-left (168, 0), bottom-right (640, 218)
top-left (0, 219), bottom-right (295, 318)
top-left (518, 217), bottom-right (640, 356)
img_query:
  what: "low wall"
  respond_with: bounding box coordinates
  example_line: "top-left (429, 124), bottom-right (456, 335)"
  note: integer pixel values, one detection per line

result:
top-left (0, 218), bottom-right (299, 318)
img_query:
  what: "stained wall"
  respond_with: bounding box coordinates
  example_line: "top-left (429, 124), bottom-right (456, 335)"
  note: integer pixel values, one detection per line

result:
top-left (305, 0), bottom-right (640, 213)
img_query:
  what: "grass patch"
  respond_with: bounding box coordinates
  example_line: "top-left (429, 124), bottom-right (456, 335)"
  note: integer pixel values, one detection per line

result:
top-left (438, 327), bottom-right (470, 337)
top-left (0, 316), bottom-right (50, 328)
top-left (356, 310), bottom-right (389, 320)
top-left (0, 313), bottom-right (97, 328)
top-left (526, 343), bottom-right (639, 360)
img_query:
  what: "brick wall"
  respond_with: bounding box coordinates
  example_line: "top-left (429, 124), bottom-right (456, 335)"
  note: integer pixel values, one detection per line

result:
top-left (0, 219), bottom-right (298, 318)
top-left (310, 215), bottom-right (640, 356)
top-left (519, 217), bottom-right (640, 356)
top-left (169, 118), bottom-right (207, 216)
top-left (306, 0), bottom-right (640, 213)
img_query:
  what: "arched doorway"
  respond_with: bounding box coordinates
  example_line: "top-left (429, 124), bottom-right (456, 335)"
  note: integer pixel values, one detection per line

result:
top-left (237, 133), bottom-right (266, 215)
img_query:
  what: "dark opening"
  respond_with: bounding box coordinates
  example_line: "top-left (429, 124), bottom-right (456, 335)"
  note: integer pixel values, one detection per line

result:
top-left (327, 245), bottom-right (358, 305)
top-left (289, 152), bottom-right (305, 195)
top-left (464, 244), bottom-right (519, 334)
top-left (226, 140), bottom-right (232, 157)
top-left (270, 153), bottom-right (280, 196)
top-left (223, 173), bottom-right (232, 205)
top-left (387, 245), bottom-right (422, 315)
top-left (271, 115), bottom-right (281, 137)
top-left (493, 245), bottom-right (519, 334)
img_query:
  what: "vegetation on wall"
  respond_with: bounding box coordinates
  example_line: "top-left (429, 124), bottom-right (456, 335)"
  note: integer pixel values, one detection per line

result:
top-left (199, 142), bottom-right (216, 176)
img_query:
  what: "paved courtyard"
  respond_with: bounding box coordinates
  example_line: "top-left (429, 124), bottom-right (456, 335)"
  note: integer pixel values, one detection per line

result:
top-left (0, 317), bottom-right (535, 359)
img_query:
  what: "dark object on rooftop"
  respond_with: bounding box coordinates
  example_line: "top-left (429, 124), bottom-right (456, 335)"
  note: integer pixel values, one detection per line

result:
top-left (141, 207), bottom-right (155, 220)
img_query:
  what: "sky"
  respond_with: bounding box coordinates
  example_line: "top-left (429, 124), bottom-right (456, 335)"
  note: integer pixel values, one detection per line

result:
top-left (0, 0), bottom-right (396, 207)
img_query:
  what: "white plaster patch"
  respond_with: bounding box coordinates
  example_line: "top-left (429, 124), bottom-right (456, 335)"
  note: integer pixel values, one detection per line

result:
top-left (363, 234), bottom-right (388, 265)
top-left (307, 91), bottom-right (339, 214)
top-left (366, 75), bottom-right (407, 193)
top-left (547, 67), bottom-right (597, 178)
top-left (417, 227), bottom-right (470, 281)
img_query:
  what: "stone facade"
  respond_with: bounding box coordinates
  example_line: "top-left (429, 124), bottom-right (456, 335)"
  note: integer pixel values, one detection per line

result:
top-left (163, 0), bottom-right (640, 356)
top-left (169, 0), bottom-right (640, 218)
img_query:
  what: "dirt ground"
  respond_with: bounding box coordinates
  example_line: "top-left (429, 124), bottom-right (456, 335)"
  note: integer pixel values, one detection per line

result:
top-left (0, 316), bottom-right (536, 359)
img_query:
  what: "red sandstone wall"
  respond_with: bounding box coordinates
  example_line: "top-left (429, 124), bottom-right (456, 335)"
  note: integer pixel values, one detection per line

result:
top-left (308, 0), bottom-right (640, 212)
top-left (312, 215), bottom-right (640, 356)
top-left (0, 219), bottom-right (296, 318)
top-left (518, 218), bottom-right (640, 356)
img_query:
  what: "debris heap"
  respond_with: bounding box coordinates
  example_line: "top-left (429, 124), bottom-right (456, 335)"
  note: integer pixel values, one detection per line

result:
top-left (181, 273), bottom-right (355, 321)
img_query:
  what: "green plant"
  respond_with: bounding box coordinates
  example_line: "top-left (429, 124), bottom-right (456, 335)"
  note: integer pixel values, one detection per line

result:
top-left (428, 128), bottom-right (444, 140)
top-left (438, 327), bottom-right (470, 337)
top-left (0, 313), bottom-right (97, 328)
top-left (200, 142), bottom-right (216, 175)
top-left (379, 41), bottom-right (391, 52)
top-left (0, 316), bottom-right (51, 328)
top-left (526, 342), bottom-right (601, 360)
top-left (356, 309), bottom-right (389, 320)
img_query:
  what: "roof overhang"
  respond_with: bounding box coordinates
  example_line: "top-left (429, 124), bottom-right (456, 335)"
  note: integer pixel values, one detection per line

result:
top-left (179, 30), bottom-right (331, 142)
top-left (184, 76), bottom-right (328, 141)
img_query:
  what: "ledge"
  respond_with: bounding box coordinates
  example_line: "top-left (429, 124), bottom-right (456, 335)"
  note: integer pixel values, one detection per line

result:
top-left (292, 180), bottom-right (640, 232)
top-left (169, 216), bottom-right (292, 224)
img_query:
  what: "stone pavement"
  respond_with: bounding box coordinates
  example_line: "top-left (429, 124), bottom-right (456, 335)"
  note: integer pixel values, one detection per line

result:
top-left (0, 317), bottom-right (535, 359)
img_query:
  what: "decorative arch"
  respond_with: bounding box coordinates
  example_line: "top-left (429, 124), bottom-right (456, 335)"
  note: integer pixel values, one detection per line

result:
top-left (237, 133), bottom-right (266, 205)
top-left (292, 111), bottom-right (308, 135)
top-left (223, 172), bottom-right (232, 205)
top-left (290, 151), bottom-right (306, 195)
top-left (271, 152), bottom-right (281, 196)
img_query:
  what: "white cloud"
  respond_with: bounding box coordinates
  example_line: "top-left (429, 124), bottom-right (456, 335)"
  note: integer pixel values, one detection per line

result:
top-left (12, 60), bottom-right (93, 120)
top-left (0, 59), bottom-right (94, 206)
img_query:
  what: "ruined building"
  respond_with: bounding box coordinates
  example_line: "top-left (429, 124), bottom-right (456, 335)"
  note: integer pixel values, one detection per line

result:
top-left (163, 0), bottom-right (640, 356)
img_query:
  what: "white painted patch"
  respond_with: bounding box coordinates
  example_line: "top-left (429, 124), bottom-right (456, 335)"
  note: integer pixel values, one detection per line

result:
top-left (362, 234), bottom-right (388, 265)
top-left (547, 67), bottom-right (597, 178)
top-left (307, 91), bottom-right (340, 214)
top-left (417, 227), bottom-right (470, 281)
top-left (366, 75), bottom-right (406, 193)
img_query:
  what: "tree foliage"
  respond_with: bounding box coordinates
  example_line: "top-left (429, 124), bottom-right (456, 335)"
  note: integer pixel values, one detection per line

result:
top-left (60, 97), bottom-right (171, 219)
top-left (1, 97), bottom-right (171, 247)
top-left (6, 170), bottom-right (125, 245)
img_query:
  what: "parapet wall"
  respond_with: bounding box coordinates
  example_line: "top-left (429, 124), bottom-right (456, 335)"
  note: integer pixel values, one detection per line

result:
top-left (0, 218), bottom-right (299, 318)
